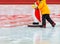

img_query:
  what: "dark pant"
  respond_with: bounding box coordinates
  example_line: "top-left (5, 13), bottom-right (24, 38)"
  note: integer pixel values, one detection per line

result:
top-left (42, 14), bottom-right (54, 26)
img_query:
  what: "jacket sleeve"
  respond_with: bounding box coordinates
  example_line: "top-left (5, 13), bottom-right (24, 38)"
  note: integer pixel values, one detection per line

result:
top-left (38, 0), bottom-right (46, 9)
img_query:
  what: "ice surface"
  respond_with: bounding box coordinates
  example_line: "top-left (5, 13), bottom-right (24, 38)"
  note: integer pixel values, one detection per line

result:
top-left (0, 21), bottom-right (60, 44)
top-left (0, 4), bottom-right (60, 44)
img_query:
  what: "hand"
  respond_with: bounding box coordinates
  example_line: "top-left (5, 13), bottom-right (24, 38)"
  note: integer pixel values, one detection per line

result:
top-left (32, 4), bottom-right (37, 8)
top-left (35, 7), bottom-right (38, 9)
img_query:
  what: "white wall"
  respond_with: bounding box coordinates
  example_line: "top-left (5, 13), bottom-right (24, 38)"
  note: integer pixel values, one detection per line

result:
top-left (0, 5), bottom-right (33, 15)
top-left (48, 4), bottom-right (60, 15)
top-left (0, 4), bottom-right (60, 15)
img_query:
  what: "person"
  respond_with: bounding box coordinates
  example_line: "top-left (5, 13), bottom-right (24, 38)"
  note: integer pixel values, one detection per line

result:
top-left (32, 0), bottom-right (40, 25)
top-left (35, 0), bottom-right (56, 28)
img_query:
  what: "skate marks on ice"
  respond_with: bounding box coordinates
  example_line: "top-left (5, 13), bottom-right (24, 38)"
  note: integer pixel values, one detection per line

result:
top-left (0, 24), bottom-right (60, 44)
top-left (0, 15), bottom-right (33, 28)
top-left (49, 27), bottom-right (60, 44)
top-left (0, 36), bottom-right (33, 44)
top-left (28, 24), bottom-right (60, 44)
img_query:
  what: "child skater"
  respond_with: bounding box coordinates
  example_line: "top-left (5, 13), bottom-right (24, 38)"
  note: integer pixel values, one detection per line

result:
top-left (32, 0), bottom-right (41, 25)
top-left (35, 0), bottom-right (56, 28)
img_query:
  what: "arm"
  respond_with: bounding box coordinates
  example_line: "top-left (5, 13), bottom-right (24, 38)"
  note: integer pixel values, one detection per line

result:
top-left (38, 0), bottom-right (46, 9)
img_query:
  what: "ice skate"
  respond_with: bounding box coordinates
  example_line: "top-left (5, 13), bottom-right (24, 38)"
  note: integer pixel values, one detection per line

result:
top-left (39, 25), bottom-right (46, 28)
top-left (52, 23), bottom-right (56, 27)
top-left (28, 22), bottom-right (40, 27)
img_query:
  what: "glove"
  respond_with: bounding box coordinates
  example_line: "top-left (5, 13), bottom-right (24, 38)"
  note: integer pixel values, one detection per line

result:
top-left (32, 4), bottom-right (37, 8)
top-left (32, 2), bottom-right (38, 8)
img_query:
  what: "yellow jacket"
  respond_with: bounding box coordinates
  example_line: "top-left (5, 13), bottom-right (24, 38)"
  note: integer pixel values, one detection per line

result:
top-left (38, 0), bottom-right (50, 15)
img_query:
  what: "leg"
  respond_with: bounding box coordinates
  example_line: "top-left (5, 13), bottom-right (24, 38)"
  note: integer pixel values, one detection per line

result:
top-left (40, 15), bottom-right (46, 28)
top-left (46, 14), bottom-right (56, 27)
top-left (42, 15), bottom-right (46, 26)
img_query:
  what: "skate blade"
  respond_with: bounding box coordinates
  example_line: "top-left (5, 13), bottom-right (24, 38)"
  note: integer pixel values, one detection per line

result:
top-left (28, 25), bottom-right (40, 27)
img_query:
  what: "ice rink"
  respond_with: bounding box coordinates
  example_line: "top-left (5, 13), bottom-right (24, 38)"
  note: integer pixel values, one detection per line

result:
top-left (0, 5), bottom-right (60, 44)
top-left (0, 20), bottom-right (60, 44)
